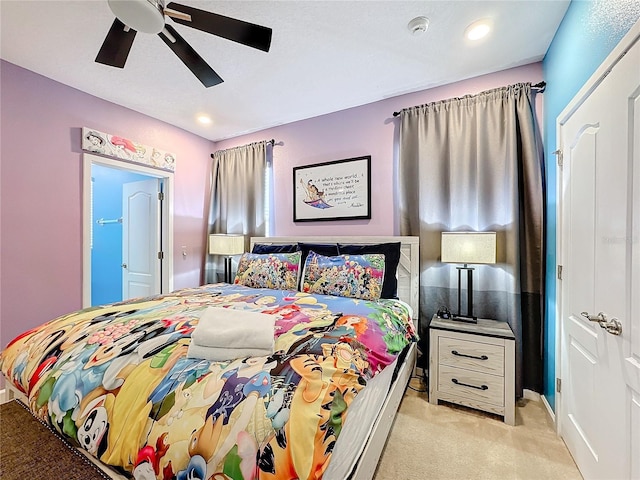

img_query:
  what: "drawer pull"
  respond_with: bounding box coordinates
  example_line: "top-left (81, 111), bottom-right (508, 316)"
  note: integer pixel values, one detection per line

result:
top-left (451, 350), bottom-right (488, 361)
top-left (452, 378), bottom-right (488, 390)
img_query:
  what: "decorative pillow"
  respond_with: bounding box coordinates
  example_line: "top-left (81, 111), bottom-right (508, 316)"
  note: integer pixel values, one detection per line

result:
top-left (301, 250), bottom-right (385, 301)
top-left (234, 252), bottom-right (301, 290)
top-left (338, 242), bottom-right (401, 299)
top-left (252, 243), bottom-right (299, 254)
top-left (297, 242), bottom-right (340, 265)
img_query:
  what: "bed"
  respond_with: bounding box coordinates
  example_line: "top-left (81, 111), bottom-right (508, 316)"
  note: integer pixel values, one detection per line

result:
top-left (0, 236), bottom-right (419, 480)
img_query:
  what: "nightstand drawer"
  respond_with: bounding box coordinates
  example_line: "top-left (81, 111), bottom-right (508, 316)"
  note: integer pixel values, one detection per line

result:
top-left (438, 336), bottom-right (504, 376)
top-left (438, 364), bottom-right (505, 406)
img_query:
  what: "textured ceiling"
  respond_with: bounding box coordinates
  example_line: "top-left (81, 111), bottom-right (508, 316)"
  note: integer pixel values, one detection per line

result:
top-left (0, 1), bottom-right (570, 141)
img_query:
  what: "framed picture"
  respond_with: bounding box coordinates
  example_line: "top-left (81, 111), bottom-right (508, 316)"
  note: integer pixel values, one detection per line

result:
top-left (293, 155), bottom-right (371, 222)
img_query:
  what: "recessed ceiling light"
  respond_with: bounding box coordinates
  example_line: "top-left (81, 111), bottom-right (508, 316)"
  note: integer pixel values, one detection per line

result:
top-left (407, 16), bottom-right (430, 36)
top-left (197, 115), bottom-right (212, 125)
top-left (465, 20), bottom-right (491, 41)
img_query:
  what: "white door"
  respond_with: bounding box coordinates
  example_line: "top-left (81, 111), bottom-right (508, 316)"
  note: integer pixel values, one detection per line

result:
top-left (122, 179), bottom-right (161, 299)
top-left (558, 27), bottom-right (640, 479)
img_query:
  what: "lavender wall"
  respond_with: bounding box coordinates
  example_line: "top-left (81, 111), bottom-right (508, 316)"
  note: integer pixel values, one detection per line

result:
top-left (0, 60), bottom-right (542, 353)
top-left (0, 60), bottom-right (213, 349)
top-left (214, 63), bottom-right (544, 237)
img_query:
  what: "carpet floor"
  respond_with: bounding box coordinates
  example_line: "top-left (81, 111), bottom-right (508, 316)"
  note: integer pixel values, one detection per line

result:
top-left (0, 399), bottom-right (112, 480)
top-left (373, 375), bottom-right (583, 480)
top-left (0, 380), bottom-right (581, 480)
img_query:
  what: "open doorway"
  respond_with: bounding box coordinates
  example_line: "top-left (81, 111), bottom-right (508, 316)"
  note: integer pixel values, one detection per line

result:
top-left (82, 153), bottom-right (174, 307)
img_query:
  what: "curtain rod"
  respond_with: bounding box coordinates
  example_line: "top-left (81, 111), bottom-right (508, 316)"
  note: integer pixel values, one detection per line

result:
top-left (532, 81), bottom-right (546, 91)
top-left (210, 139), bottom-right (278, 158)
top-left (392, 81), bottom-right (547, 117)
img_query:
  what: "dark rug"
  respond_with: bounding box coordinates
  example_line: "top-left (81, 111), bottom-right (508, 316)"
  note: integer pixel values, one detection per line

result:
top-left (0, 399), bottom-right (113, 480)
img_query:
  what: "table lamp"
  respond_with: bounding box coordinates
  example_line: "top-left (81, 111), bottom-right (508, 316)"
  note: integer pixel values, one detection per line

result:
top-left (441, 231), bottom-right (496, 323)
top-left (209, 234), bottom-right (245, 283)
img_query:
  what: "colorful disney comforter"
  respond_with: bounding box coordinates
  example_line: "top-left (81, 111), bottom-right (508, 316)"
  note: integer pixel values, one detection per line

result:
top-left (0, 283), bottom-right (417, 480)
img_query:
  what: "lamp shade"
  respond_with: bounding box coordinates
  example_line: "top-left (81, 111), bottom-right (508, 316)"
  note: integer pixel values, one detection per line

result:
top-left (209, 234), bottom-right (245, 255)
top-left (441, 232), bottom-right (496, 265)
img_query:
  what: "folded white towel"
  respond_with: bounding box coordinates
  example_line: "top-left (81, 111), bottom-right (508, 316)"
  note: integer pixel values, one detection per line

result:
top-left (191, 306), bottom-right (275, 351)
top-left (186, 342), bottom-right (273, 362)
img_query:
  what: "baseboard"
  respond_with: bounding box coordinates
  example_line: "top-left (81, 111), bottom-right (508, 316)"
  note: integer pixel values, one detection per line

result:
top-left (1, 384), bottom-right (27, 404)
top-left (522, 390), bottom-right (556, 426)
top-left (540, 393), bottom-right (556, 424)
top-left (523, 389), bottom-right (540, 401)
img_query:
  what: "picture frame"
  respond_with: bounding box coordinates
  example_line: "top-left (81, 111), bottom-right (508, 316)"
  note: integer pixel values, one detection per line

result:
top-left (293, 155), bottom-right (371, 222)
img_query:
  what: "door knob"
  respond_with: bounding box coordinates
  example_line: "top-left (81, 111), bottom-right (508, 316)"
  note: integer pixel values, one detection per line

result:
top-left (580, 311), bottom-right (622, 336)
top-left (121, 263), bottom-right (128, 269)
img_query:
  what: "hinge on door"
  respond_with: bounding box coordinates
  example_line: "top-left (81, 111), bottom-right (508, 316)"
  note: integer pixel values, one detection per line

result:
top-left (158, 192), bottom-right (164, 201)
top-left (557, 265), bottom-right (563, 280)
top-left (158, 251), bottom-right (164, 260)
top-left (553, 149), bottom-right (563, 168)
top-left (556, 378), bottom-right (561, 393)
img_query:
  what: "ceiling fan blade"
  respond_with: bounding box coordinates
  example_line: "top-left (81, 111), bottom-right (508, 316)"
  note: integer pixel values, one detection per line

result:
top-left (95, 18), bottom-right (137, 68)
top-left (166, 2), bottom-right (272, 52)
top-left (159, 24), bottom-right (223, 87)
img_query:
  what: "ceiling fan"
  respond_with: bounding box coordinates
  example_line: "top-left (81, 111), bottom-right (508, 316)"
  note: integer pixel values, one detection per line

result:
top-left (96, 0), bottom-right (272, 87)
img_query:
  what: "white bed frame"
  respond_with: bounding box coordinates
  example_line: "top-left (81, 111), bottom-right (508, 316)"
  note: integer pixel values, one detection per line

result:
top-left (251, 236), bottom-right (419, 480)
top-left (5, 235), bottom-right (420, 480)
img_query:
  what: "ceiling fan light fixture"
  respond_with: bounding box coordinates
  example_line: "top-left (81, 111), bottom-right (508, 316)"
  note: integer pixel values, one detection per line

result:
top-left (97, 0), bottom-right (272, 87)
top-left (107, 0), bottom-right (166, 34)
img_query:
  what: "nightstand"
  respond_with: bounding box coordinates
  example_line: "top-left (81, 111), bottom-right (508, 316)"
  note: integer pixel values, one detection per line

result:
top-left (428, 314), bottom-right (515, 425)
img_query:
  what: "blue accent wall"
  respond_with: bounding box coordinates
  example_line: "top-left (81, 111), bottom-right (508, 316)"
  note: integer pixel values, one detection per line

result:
top-left (542, 1), bottom-right (639, 411)
top-left (91, 164), bottom-right (152, 306)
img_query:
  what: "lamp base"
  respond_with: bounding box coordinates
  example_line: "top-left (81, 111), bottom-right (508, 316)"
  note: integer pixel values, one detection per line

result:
top-left (451, 314), bottom-right (478, 324)
top-left (223, 256), bottom-right (233, 284)
top-left (456, 265), bottom-right (476, 320)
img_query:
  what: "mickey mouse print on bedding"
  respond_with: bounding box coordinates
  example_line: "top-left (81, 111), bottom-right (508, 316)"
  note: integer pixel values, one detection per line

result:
top-left (0, 282), bottom-right (417, 480)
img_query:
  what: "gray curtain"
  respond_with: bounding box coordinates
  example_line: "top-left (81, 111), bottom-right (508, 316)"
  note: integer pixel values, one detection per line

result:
top-left (204, 141), bottom-right (268, 283)
top-left (398, 83), bottom-right (545, 395)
